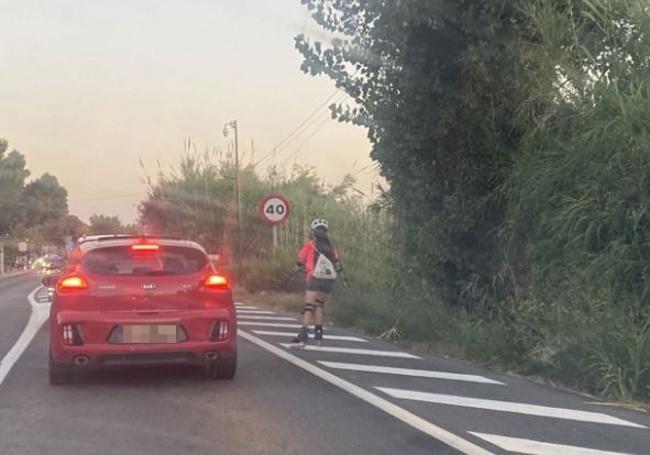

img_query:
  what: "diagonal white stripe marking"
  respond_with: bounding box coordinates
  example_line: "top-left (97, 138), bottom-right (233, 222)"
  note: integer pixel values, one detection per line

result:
top-left (238, 316), bottom-right (296, 321)
top-left (279, 344), bottom-right (420, 359)
top-left (236, 310), bottom-right (276, 314)
top-left (376, 388), bottom-right (646, 428)
top-left (469, 432), bottom-right (635, 455)
top-left (238, 330), bottom-right (494, 455)
top-left (253, 331), bottom-right (366, 342)
top-left (318, 362), bottom-right (504, 385)
top-left (0, 287), bottom-right (50, 385)
top-left (238, 322), bottom-right (304, 329)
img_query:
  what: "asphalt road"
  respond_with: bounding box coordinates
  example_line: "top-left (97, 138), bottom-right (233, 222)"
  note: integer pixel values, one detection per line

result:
top-left (1, 273), bottom-right (649, 454)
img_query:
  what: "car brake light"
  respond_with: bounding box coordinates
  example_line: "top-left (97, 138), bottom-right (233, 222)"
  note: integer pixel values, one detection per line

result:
top-left (204, 274), bottom-right (229, 289)
top-left (131, 244), bottom-right (160, 252)
top-left (57, 274), bottom-right (89, 292)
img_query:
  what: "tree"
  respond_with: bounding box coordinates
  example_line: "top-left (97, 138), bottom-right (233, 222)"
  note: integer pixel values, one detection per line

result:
top-left (296, 1), bottom-right (538, 309)
top-left (20, 173), bottom-right (69, 226)
top-left (0, 139), bottom-right (29, 234)
top-left (88, 214), bottom-right (124, 235)
top-left (62, 215), bottom-right (89, 239)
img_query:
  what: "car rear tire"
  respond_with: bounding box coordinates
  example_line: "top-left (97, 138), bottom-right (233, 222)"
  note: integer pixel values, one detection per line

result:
top-left (49, 351), bottom-right (70, 385)
top-left (206, 354), bottom-right (237, 380)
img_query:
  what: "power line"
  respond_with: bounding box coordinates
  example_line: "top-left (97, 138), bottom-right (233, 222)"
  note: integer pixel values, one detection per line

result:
top-left (279, 112), bottom-right (332, 167)
top-left (253, 89), bottom-right (346, 168)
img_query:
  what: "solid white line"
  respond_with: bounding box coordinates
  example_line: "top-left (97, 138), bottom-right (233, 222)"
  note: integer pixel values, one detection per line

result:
top-left (238, 322), bottom-right (304, 329)
top-left (0, 286), bottom-right (50, 385)
top-left (234, 305), bottom-right (259, 310)
top-left (236, 310), bottom-right (276, 315)
top-left (376, 388), bottom-right (646, 429)
top-left (238, 316), bottom-right (296, 321)
top-left (318, 362), bottom-right (505, 385)
top-left (252, 331), bottom-right (366, 342)
top-left (238, 330), bottom-right (494, 455)
top-left (279, 344), bottom-right (420, 359)
top-left (469, 432), bottom-right (635, 455)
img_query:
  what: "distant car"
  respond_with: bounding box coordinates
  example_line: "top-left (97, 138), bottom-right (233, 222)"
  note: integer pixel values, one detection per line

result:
top-left (48, 235), bottom-right (236, 384)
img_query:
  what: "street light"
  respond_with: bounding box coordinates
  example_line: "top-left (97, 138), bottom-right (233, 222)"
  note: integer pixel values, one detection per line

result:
top-left (223, 120), bottom-right (242, 274)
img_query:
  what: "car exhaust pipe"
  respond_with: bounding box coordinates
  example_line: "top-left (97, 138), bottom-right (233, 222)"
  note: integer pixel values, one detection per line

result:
top-left (204, 351), bottom-right (218, 361)
top-left (73, 355), bottom-right (90, 366)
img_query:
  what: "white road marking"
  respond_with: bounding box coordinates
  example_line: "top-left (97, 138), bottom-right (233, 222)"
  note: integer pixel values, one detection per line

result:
top-left (279, 344), bottom-right (421, 359)
top-left (0, 286), bottom-right (50, 385)
top-left (238, 316), bottom-right (296, 321)
top-left (234, 305), bottom-right (259, 310)
top-left (252, 331), bottom-right (366, 342)
top-left (239, 322), bottom-right (325, 330)
top-left (318, 362), bottom-right (505, 385)
top-left (238, 322), bottom-right (304, 329)
top-left (238, 330), bottom-right (494, 455)
top-left (236, 310), bottom-right (276, 315)
top-left (469, 433), bottom-right (635, 455)
top-left (376, 388), bottom-right (646, 429)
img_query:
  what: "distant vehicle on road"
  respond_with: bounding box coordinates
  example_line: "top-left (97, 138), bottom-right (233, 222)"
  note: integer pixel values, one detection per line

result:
top-left (48, 235), bottom-right (236, 384)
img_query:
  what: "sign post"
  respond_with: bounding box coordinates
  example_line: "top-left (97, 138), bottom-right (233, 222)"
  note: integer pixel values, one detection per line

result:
top-left (273, 225), bottom-right (278, 250)
top-left (259, 193), bottom-right (290, 254)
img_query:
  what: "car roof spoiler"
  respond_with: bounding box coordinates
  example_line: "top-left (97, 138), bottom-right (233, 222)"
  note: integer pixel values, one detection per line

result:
top-left (76, 234), bottom-right (182, 245)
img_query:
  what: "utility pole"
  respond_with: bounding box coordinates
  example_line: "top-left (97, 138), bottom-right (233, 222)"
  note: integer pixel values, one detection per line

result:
top-left (223, 120), bottom-right (242, 274)
top-left (0, 241), bottom-right (4, 275)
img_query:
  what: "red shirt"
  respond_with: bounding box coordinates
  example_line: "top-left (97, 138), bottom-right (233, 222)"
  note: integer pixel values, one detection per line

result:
top-left (298, 240), bottom-right (340, 279)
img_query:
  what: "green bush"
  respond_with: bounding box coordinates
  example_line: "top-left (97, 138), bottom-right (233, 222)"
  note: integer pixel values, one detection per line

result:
top-left (239, 253), bottom-right (298, 294)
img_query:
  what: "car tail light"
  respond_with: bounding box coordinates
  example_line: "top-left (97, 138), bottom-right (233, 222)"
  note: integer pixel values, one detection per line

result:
top-left (61, 324), bottom-right (83, 346)
top-left (203, 274), bottom-right (229, 290)
top-left (57, 274), bottom-right (89, 293)
top-left (210, 321), bottom-right (230, 341)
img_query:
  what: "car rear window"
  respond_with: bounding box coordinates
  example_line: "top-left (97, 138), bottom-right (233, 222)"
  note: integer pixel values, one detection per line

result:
top-left (81, 246), bottom-right (207, 276)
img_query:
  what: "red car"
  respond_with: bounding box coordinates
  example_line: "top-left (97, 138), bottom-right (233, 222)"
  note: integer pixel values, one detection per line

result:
top-left (48, 235), bottom-right (236, 384)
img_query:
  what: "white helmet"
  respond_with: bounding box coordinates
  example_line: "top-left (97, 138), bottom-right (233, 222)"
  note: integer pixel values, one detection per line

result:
top-left (310, 218), bottom-right (328, 231)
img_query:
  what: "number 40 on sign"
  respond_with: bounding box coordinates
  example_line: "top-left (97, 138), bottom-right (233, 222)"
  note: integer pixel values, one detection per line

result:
top-left (259, 193), bottom-right (290, 225)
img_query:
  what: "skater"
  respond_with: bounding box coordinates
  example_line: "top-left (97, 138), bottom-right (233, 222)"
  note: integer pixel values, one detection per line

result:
top-left (289, 218), bottom-right (342, 347)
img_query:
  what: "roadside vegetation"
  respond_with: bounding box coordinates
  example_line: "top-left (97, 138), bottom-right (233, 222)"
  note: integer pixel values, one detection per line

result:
top-left (0, 138), bottom-right (139, 266)
top-left (0, 138), bottom-right (80, 265)
top-left (141, 0), bottom-right (650, 402)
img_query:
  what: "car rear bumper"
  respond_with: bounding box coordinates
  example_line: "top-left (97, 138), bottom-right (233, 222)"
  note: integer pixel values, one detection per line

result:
top-left (50, 309), bottom-right (236, 365)
top-left (52, 342), bottom-right (236, 366)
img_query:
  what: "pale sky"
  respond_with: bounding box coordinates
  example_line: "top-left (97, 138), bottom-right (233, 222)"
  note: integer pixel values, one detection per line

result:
top-left (0, 0), bottom-right (376, 224)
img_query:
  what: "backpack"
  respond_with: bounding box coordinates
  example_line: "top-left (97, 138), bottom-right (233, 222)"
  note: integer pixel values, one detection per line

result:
top-left (312, 247), bottom-right (337, 280)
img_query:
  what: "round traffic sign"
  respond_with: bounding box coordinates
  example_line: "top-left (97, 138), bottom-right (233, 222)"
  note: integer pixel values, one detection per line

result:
top-left (259, 193), bottom-right (290, 225)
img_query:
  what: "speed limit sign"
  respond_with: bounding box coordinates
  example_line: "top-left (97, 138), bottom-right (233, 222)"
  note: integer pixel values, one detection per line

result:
top-left (259, 193), bottom-right (290, 225)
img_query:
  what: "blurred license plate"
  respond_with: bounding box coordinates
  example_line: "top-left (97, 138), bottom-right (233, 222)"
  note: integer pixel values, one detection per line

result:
top-left (121, 325), bottom-right (177, 344)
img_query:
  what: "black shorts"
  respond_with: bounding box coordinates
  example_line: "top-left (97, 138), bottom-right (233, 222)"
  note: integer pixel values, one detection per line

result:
top-left (306, 278), bottom-right (334, 294)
